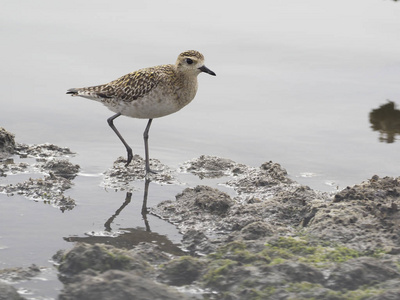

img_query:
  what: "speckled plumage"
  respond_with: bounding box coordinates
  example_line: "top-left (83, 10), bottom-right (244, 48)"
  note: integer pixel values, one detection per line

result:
top-left (67, 50), bottom-right (215, 119)
top-left (67, 50), bottom-right (215, 173)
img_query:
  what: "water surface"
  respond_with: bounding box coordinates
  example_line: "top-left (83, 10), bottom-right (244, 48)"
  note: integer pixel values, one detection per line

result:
top-left (0, 0), bottom-right (399, 298)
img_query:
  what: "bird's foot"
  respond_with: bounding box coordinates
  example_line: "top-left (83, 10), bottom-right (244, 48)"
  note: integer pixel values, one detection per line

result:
top-left (124, 151), bottom-right (133, 167)
top-left (145, 167), bottom-right (158, 175)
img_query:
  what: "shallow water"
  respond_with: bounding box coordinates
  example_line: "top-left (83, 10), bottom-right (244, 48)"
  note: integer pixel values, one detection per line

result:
top-left (1, 0), bottom-right (400, 298)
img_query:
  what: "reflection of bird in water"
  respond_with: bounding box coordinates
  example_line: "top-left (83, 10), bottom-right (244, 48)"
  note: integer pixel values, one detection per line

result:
top-left (105, 178), bottom-right (151, 232)
top-left (64, 178), bottom-right (184, 256)
top-left (369, 101), bottom-right (400, 143)
top-left (67, 50), bottom-right (216, 174)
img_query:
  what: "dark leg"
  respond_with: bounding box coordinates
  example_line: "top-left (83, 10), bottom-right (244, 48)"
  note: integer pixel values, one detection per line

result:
top-left (143, 119), bottom-right (156, 174)
top-left (104, 192), bottom-right (132, 232)
top-left (141, 178), bottom-right (151, 231)
top-left (107, 113), bottom-right (133, 166)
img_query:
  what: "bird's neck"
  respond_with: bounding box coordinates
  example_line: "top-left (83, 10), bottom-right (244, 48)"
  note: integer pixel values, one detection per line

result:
top-left (177, 72), bottom-right (199, 105)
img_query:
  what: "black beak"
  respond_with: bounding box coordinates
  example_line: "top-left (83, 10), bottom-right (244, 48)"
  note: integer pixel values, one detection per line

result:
top-left (199, 65), bottom-right (216, 76)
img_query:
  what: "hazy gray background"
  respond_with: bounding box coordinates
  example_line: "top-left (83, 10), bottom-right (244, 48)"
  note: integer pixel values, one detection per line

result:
top-left (1, 0), bottom-right (399, 190)
top-left (0, 1), bottom-right (399, 297)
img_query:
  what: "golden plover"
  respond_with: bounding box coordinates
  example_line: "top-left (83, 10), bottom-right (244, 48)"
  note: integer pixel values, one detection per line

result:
top-left (67, 50), bottom-right (216, 174)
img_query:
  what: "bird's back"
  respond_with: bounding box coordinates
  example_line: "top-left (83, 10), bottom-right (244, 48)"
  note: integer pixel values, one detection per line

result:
top-left (67, 64), bottom-right (197, 119)
top-left (67, 65), bottom-right (176, 102)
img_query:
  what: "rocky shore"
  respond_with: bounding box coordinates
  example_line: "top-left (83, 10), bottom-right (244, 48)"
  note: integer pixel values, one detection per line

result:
top-left (1, 127), bottom-right (400, 300)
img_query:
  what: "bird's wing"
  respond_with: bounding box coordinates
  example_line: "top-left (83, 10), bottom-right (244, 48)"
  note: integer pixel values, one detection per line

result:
top-left (103, 68), bottom-right (160, 101)
top-left (67, 67), bottom-right (162, 101)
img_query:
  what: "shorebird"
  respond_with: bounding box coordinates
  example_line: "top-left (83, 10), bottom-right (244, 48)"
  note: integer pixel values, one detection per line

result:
top-left (67, 50), bottom-right (215, 174)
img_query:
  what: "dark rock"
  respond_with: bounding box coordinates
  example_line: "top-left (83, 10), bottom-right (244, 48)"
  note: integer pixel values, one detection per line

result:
top-left (183, 155), bottom-right (246, 178)
top-left (326, 257), bottom-right (400, 290)
top-left (57, 243), bottom-right (150, 283)
top-left (260, 161), bottom-right (288, 181)
top-left (56, 243), bottom-right (196, 299)
top-left (189, 185), bottom-right (234, 214)
top-left (158, 256), bottom-right (204, 286)
top-left (226, 162), bottom-right (295, 196)
top-left (153, 166), bottom-right (324, 254)
top-left (0, 264), bottom-right (41, 282)
top-left (127, 242), bottom-right (176, 265)
top-left (0, 137), bottom-right (79, 210)
top-left (0, 161), bottom-right (29, 176)
top-left (153, 186), bottom-right (236, 254)
top-left (0, 127), bottom-right (15, 159)
top-left (240, 221), bottom-right (274, 240)
top-left (181, 229), bottom-right (215, 254)
top-left (307, 176), bottom-right (400, 251)
top-left (272, 262), bottom-right (325, 284)
top-left (58, 269), bottom-right (192, 300)
top-left (0, 282), bottom-right (24, 300)
top-left (102, 155), bottom-right (177, 191)
top-left (41, 155), bottom-right (400, 299)
top-left (334, 176), bottom-right (400, 203)
top-left (42, 159), bottom-right (80, 179)
top-left (0, 174), bottom-right (76, 211)
top-left (14, 143), bottom-right (74, 158)
top-left (367, 290), bottom-right (400, 300)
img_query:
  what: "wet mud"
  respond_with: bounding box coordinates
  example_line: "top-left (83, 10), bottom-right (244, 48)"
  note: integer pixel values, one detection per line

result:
top-left (0, 131), bottom-right (79, 212)
top-left (102, 155), bottom-right (178, 191)
top-left (1, 127), bottom-right (400, 299)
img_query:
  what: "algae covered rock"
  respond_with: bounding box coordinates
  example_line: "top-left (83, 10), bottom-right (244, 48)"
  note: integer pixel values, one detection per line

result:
top-left (58, 269), bottom-right (192, 300)
top-left (57, 243), bottom-right (150, 282)
top-left (56, 243), bottom-right (193, 300)
top-left (158, 256), bottom-right (204, 286)
top-left (0, 127), bottom-right (15, 159)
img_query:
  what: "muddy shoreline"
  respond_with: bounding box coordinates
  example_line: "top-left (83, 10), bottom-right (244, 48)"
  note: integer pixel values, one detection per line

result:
top-left (1, 127), bottom-right (400, 300)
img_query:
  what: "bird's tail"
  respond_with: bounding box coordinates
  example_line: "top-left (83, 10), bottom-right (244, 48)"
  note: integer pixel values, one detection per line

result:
top-left (66, 85), bottom-right (113, 100)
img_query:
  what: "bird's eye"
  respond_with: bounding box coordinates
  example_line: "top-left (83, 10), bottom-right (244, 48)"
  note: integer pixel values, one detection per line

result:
top-left (186, 58), bottom-right (193, 65)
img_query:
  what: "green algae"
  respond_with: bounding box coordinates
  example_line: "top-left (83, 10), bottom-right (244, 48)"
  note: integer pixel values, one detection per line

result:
top-left (264, 237), bottom-right (370, 266)
top-left (200, 237), bottom-right (390, 299)
top-left (205, 237), bottom-right (385, 271)
top-left (202, 259), bottom-right (238, 288)
top-left (209, 241), bottom-right (271, 264)
top-left (159, 256), bottom-right (203, 285)
top-left (57, 243), bottom-right (150, 276)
